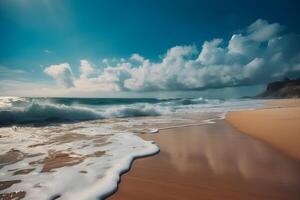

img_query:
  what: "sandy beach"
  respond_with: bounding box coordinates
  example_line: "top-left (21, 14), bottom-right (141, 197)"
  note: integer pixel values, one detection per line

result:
top-left (226, 99), bottom-right (300, 160)
top-left (109, 100), bottom-right (300, 200)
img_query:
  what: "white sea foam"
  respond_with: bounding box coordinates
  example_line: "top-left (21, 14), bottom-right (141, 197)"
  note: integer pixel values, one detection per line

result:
top-left (0, 122), bottom-right (158, 200)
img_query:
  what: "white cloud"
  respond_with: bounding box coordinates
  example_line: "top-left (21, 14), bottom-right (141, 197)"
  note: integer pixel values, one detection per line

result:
top-left (247, 19), bottom-right (283, 42)
top-left (198, 38), bottom-right (224, 65)
top-left (44, 19), bottom-right (300, 93)
top-left (44, 63), bottom-right (74, 88)
top-left (228, 34), bottom-right (259, 56)
top-left (130, 53), bottom-right (146, 63)
top-left (243, 58), bottom-right (264, 78)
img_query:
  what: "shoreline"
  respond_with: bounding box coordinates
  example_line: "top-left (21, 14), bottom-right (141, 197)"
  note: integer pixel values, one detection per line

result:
top-left (108, 99), bottom-right (300, 200)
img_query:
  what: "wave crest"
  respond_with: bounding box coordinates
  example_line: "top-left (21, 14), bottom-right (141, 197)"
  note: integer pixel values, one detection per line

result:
top-left (0, 102), bottom-right (102, 125)
top-left (0, 96), bottom-right (216, 126)
top-left (0, 102), bottom-right (166, 126)
top-left (105, 105), bottom-right (162, 118)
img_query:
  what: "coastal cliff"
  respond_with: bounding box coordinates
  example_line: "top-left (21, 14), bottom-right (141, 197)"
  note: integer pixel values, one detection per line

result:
top-left (257, 78), bottom-right (300, 98)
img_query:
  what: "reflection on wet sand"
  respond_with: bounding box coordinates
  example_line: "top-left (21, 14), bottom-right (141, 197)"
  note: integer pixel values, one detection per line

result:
top-left (156, 121), bottom-right (300, 186)
top-left (110, 120), bottom-right (300, 200)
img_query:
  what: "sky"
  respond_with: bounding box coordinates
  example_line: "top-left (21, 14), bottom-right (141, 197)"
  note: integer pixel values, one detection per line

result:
top-left (1, 0), bottom-right (300, 97)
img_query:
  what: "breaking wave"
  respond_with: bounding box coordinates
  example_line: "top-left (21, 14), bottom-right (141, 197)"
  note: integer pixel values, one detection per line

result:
top-left (0, 97), bottom-right (214, 126)
top-left (0, 102), bottom-right (102, 125)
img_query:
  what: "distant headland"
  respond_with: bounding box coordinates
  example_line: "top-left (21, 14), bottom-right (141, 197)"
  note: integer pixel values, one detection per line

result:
top-left (256, 78), bottom-right (300, 98)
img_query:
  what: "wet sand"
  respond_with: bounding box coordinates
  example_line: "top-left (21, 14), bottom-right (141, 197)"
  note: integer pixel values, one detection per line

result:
top-left (109, 120), bottom-right (300, 200)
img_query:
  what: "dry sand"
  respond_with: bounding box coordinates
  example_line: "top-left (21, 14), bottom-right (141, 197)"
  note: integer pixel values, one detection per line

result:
top-left (226, 99), bottom-right (300, 160)
top-left (109, 115), bottom-right (300, 199)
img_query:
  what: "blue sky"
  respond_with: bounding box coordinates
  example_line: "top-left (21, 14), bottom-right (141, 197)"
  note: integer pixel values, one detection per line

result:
top-left (1, 0), bottom-right (300, 97)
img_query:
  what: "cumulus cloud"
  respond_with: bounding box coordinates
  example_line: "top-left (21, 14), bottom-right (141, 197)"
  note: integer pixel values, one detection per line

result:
top-left (44, 19), bottom-right (300, 92)
top-left (198, 39), bottom-right (224, 65)
top-left (44, 63), bottom-right (74, 88)
top-left (247, 19), bottom-right (283, 42)
top-left (130, 53), bottom-right (146, 63)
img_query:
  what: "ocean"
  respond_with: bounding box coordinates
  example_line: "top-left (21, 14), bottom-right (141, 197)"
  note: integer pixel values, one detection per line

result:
top-left (0, 97), bottom-right (265, 199)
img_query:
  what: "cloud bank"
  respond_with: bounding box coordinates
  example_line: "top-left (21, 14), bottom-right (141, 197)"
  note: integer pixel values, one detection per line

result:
top-left (44, 19), bottom-right (300, 92)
